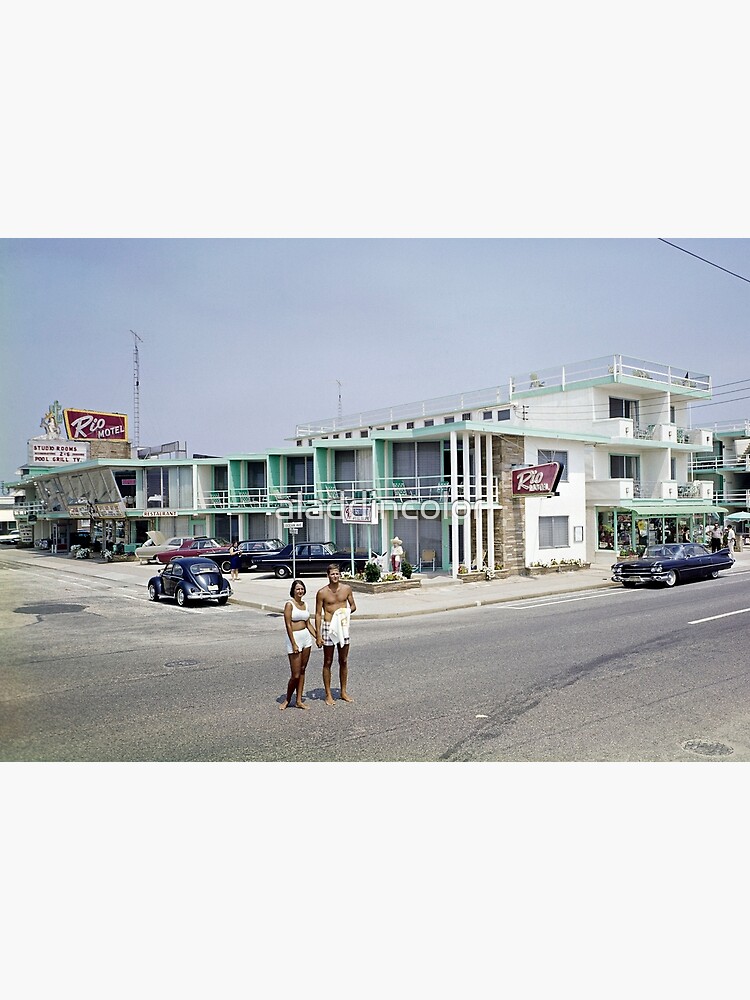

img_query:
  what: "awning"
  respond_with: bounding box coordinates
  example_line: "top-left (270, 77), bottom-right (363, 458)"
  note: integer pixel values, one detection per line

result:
top-left (600, 502), bottom-right (727, 517)
top-left (725, 511), bottom-right (750, 521)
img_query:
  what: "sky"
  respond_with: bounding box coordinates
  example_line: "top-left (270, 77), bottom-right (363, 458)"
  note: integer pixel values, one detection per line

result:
top-left (1, 237), bottom-right (749, 484)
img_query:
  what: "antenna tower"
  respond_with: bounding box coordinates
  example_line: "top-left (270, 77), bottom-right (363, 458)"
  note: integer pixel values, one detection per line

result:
top-left (130, 330), bottom-right (143, 448)
top-left (336, 380), bottom-right (343, 422)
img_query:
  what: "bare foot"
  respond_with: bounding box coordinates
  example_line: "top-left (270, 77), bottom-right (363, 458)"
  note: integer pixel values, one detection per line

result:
top-left (340, 692), bottom-right (354, 703)
top-left (279, 700), bottom-right (289, 711)
top-left (296, 700), bottom-right (309, 710)
top-left (324, 696), bottom-right (335, 706)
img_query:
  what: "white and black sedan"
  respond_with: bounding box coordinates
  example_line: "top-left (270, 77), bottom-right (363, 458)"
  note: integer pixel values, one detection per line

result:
top-left (611, 543), bottom-right (734, 588)
top-left (147, 557), bottom-right (233, 607)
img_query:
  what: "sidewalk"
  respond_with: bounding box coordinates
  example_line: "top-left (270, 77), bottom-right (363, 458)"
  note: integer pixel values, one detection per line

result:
top-left (5, 546), bottom-right (748, 620)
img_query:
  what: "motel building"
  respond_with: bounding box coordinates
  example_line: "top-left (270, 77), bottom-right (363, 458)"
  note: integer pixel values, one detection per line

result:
top-left (9, 354), bottom-right (744, 575)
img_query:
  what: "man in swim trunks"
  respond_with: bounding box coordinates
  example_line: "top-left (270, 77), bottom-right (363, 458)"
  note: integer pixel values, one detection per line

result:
top-left (315, 563), bottom-right (357, 706)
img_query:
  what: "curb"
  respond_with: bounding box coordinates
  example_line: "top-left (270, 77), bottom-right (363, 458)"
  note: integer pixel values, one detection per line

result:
top-left (227, 578), bottom-right (619, 619)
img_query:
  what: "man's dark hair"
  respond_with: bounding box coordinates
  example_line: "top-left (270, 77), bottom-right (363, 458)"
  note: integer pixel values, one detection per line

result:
top-left (327, 563), bottom-right (340, 573)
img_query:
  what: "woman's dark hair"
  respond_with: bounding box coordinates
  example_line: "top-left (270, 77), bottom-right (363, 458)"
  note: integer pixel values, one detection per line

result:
top-left (289, 579), bottom-right (306, 597)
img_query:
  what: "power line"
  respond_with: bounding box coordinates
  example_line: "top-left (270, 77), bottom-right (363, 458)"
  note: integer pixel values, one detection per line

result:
top-left (658, 238), bottom-right (750, 284)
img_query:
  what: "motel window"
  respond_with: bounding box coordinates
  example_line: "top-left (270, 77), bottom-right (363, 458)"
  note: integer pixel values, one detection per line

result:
top-left (444, 416), bottom-right (455, 423)
top-left (462, 412), bottom-right (472, 420)
top-left (424, 419), bottom-right (434, 427)
top-left (609, 397), bottom-right (639, 422)
top-left (610, 454), bottom-right (640, 480)
top-left (483, 411), bottom-right (493, 420)
top-left (539, 516), bottom-right (569, 549)
top-left (537, 449), bottom-right (568, 482)
top-left (497, 409), bottom-right (511, 421)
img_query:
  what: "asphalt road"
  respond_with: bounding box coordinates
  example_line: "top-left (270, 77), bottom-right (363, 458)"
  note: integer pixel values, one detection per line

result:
top-left (1, 553), bottom-right (749, 761)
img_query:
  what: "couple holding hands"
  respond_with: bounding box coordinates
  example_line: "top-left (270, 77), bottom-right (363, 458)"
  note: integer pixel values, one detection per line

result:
top-left (280, 563), bottom-right (357, 710)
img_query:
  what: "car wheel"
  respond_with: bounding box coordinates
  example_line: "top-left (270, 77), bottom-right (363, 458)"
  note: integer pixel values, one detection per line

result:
top-left (217, 596), bottom-right (229, 606)
top-left (275, 565), bottom-right (291, 579)
top-left (663, 570), bottom-right (678, 588)
top-left (148, 583), bottom-right (159, 601)
top-left (176, 586), bottom-right (189, 607)
top-left (710, 569), bottom-right (720, 579)
top-left (220, 559), bottom-right (231, 573)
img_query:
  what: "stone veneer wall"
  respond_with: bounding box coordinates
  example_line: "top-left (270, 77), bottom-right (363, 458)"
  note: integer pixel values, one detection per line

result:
top-left (492, 435), bottom-right (526, 575)
top-left (88, 440), bottom-right (132, 460)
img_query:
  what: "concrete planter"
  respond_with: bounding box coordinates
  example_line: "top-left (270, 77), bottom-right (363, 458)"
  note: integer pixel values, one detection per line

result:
top-left (347, 578), bottom-right (422, 594)
top-left (457, 571), bottom-right (485, 583)
top-left (526, 563), bottom-right (591, 576)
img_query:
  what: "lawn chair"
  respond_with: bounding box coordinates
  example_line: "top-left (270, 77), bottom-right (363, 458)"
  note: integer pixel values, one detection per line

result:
top-left (419, 549), bottom-right (436, 571)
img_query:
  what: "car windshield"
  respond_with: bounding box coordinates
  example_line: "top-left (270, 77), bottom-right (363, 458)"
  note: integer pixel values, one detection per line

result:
top-left (645, 544), bottom-right (684, 559)
top-left (191, 562), bottom-right (219, 574)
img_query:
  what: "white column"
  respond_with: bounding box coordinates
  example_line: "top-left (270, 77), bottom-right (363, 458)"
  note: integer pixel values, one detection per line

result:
top-left (485, 433), bottom-right (495, 572)
top-left (474, 431), bottom-right (484, 567)
top-left (462, 431), bottom-right (472, 569)
top-left (450, 430), bottom-right (459, 579)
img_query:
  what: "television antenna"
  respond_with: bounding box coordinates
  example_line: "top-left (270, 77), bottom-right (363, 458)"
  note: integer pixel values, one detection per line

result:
top-left (130, 330), bottom-right (143, 448)
top-left (336, 380), bottom-right (343, 422)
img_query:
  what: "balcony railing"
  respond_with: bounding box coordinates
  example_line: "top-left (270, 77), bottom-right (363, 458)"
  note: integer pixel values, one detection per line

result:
top-left (198, 476), bottom-right (501, 509)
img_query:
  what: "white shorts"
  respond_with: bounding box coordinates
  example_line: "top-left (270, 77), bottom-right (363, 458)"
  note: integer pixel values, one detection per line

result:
top-left (286, 629), bottom-right (314, 656)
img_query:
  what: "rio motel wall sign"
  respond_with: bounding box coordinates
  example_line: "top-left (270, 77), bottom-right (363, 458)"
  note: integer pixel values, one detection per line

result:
top-left (64, 408), bottom-right (129, 440)
top-left (511, 462), bottom-right (563, 498)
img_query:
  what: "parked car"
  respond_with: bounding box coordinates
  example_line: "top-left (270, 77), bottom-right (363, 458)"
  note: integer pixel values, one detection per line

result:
top-left (134, 531), bottom-right (199, 564)
top-left (155, 537), bottom-right (232, 571)
top-left (611, 543), bottom-right (734, 588)
top-left (237, 538), bottom-right (285, 571)
top-left (0, 529), bottom-right (21, 545)
top-left (251, 541), bottom-right (370, 578)
top-left (147, 557), bottom-right (233, 607)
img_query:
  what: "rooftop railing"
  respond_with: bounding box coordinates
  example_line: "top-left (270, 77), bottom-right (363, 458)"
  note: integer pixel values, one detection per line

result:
top-left (296, 354), bottom-right (711, 436)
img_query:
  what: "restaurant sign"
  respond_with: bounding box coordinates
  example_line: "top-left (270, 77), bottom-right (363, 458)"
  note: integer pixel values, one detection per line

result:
top-left (511, 462), bottom-right (563, 498)
top-left (64, 408), bottom-right (129, 440)
top-left (342, 501), bottom-right (378, 524)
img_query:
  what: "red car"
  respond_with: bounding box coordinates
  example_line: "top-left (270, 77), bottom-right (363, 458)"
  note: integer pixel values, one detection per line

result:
top-left (155, 537), bottom-right (232, 571)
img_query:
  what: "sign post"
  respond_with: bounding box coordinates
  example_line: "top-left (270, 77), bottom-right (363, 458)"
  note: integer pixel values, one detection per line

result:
top-left (286, 521), bottom-right (303, 578)
top-left (342, 500), bottom-right (378, 576)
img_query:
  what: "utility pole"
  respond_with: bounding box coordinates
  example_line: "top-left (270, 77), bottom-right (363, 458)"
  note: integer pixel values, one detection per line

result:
top-left (130, 330), bottom-right (143, 449)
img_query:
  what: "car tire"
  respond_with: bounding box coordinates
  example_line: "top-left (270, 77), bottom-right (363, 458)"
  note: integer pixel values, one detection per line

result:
top-left (220, 559), bottom-right (231, 573)
top-left (710, 569), bottom-right (720, 579)
top-left (176, 586), bottom-right (189, 607)
top-left (148, 583), bottom-right (159, 601)
top-left (663, 570), bottom-right (678, 588)
top-left (217, 596), bottom-right (229, 606)
top-left (275, 565), bottom-right (291, 579)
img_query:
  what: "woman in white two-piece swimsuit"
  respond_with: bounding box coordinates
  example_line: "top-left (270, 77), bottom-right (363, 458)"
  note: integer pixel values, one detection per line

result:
top-left (279, 579), bottom-right (316, 710)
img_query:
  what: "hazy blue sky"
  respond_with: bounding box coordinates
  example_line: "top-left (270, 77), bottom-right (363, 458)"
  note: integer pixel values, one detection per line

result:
top-left (1, 237), bottom-right (748, 484)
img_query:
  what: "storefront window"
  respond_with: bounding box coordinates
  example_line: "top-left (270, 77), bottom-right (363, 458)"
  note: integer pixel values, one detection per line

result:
top-left (597, 511), bottom-right (614, 549)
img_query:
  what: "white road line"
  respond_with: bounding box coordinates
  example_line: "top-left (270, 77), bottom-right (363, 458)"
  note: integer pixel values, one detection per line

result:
top-left (495, 590), bottom-right (624, 610)
top-left (689, 608), bottom-right (750, 624)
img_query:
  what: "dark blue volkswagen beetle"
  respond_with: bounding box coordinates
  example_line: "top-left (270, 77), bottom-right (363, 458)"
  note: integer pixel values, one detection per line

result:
top-left (148, 556), bottom-right (233, 607)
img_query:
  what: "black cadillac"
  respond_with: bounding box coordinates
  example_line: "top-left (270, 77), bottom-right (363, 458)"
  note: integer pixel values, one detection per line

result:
top-left (611, 542), bottom-right (734, 588)
top-left (250, 541), bottom-right (370, 578)
top-left (147, 557), bottom-right (233, 607)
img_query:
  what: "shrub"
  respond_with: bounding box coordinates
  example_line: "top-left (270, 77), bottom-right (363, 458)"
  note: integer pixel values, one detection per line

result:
top-left (401, 561), bottom-right (413, 579)
top-left (364, 561), bottom-right (381, 583)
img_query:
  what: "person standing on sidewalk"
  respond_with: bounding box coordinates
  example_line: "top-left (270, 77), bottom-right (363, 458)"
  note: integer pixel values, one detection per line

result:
top-left (315, 564), bottom-right (357, 706)
top-left (710, 524), bottom-right (723, 553)
top-left (229, 538), bottom-right (241, 582)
